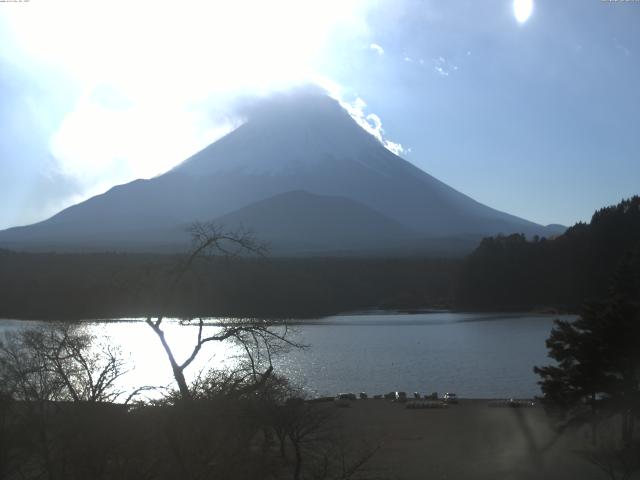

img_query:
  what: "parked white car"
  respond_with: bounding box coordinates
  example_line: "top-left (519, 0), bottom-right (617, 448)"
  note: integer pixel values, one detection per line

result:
top-left (443, 392), bottom-right (458, 404)
top-left (394, 391), bottom-right (408, 403)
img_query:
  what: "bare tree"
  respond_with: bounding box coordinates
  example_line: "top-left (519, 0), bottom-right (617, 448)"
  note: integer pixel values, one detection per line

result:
top-left (0, 328), bottom-right (64, 403)
top-left (283, 398), bottom-right (335, 480)
top-left (0, 324), bottom-right (136, 480)
top-left (144, 222), bottom-right (302, 402)
top-left (46, 325), bottom-right (127, 403)
top-left (0, 324), bottom-right (129, 404)
top-left (269, 395), bottom-right (378, 480)
top-left (147, 316), bottom-right (301, 401)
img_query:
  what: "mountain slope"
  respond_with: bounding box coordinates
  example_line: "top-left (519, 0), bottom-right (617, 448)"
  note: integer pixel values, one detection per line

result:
top-left (173, 92), bottom-right (548, 237)
top-left (0, 89), bottom-right (560, 254)
top-left (212, 190), bottom-right (420, 254)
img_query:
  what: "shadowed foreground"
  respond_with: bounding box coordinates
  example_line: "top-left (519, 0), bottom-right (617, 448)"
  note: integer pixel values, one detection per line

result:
top-left (334, 399), bottom-right (600, 480)
top-left (0, 396), bottom-right (610, 480)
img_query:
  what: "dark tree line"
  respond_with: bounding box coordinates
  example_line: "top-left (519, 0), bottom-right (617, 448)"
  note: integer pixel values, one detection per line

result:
top-left (456, 196), bottom-right (640, 311)
top-left (0, 251), bottom-right (459, 320)
top-left (2, 196), bottom-right (639, 319)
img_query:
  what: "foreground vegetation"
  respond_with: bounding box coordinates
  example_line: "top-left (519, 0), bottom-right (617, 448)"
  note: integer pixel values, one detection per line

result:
top-left (0, 323), bottom-right (376, 480)
top-left (534, 255), bottom-right (640, 480)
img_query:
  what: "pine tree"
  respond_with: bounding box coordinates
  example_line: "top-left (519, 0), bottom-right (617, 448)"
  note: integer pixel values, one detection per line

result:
top-left (534, 251), bottom-right (640, 446)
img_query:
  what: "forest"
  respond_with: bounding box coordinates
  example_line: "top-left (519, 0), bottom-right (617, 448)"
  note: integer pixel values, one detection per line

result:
top-left (0, 251), bottom-right (459, 320)
top-left (456, 196), bottom-right (640, 311)
top-left (1, 197), bottom-right (638, 320)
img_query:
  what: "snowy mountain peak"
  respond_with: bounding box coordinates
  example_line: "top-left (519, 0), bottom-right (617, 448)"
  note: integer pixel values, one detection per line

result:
top-left (0, 88), bottom-right (558, 254)
top-left (175, 90), bottom-right (395, 177)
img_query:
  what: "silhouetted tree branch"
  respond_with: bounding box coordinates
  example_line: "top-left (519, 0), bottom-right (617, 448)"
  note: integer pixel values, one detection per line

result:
top-left (0, 324), bottom-right (129, 403)
top-left (145, 222), bottom-right (303, 402)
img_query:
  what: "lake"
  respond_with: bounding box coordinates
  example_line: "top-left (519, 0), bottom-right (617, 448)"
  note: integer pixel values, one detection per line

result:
top-left (0, 312), bottom-right (568, 399)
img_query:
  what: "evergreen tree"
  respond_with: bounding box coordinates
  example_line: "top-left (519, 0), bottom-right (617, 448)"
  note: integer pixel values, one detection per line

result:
top-left (457, 196), bottom-right (640, 310)
top-left (534, 251), bottom-right (640, 446)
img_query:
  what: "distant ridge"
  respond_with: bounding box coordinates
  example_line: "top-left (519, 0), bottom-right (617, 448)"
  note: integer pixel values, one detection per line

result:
top-left (214, 190), bottom-right (420, 254)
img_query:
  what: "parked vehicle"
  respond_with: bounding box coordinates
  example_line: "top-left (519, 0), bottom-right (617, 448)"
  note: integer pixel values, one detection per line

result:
top-left (443, 392), bottom-right (458, 404)
top-left (394, 391), bottom-right (408, 403)
top-left (334, 393), bottom-right (355, 407)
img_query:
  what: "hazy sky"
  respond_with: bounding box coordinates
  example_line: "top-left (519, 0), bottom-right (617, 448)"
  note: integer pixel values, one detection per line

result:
top-left (1, 0), bottom-right (638, 229)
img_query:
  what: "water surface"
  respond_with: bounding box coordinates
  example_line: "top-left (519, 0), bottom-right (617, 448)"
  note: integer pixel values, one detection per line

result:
top-left (0, 312), bottom-right (568, 399)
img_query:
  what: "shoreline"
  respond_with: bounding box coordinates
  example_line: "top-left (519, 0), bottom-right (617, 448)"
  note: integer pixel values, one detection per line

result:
top-left (0, 307), bottom-right (577, 323)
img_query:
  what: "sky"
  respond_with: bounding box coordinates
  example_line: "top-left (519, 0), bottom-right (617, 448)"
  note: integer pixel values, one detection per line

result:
top-left (0, 0), bottom-right (639, 229)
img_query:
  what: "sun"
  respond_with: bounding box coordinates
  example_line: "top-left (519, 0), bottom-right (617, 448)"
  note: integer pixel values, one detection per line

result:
top-left (513, 0), bottom-right (533, 24)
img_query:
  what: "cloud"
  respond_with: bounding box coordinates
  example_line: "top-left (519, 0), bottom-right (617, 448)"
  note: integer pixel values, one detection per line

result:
top-left (338, 95), bottom-right (404, 156)
top-left (0, 62), bottom-right (83, 229)
top-left (18, 166), bottom-right (83, 228)
top-left (0, 0), bottom-right (375, 226)
top-left (434, 66), bottom-right (449, 76)
top-left (370, 43), bottom-right (385, 55)
top-left (49, 92), bottom-right (239, 187)
top-left (233, 82), bottom-right (405, 157)
top-left (433, 56), bottom-right (457, 76)
top-left (302, 76), bottom-right (405, 155)
top-left (613, 37), bottom-right (631, 57)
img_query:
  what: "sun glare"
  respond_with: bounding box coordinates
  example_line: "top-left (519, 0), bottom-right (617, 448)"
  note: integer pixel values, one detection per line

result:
top-left (1, 0), bottom-right (367, 185)
top-left (513, 0), bottom-right (533, 24)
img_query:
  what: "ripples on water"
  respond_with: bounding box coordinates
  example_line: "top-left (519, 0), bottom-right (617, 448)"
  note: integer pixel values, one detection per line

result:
top-left (0, 312), bottom-right (570, 399)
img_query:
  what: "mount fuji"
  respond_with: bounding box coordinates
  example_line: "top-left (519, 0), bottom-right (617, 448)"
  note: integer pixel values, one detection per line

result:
top-left (0, 90), bottom-right (563, 255)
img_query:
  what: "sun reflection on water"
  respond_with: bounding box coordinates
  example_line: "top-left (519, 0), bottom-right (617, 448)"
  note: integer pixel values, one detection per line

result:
top-left (86, 319), bottom-right (243, 399)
